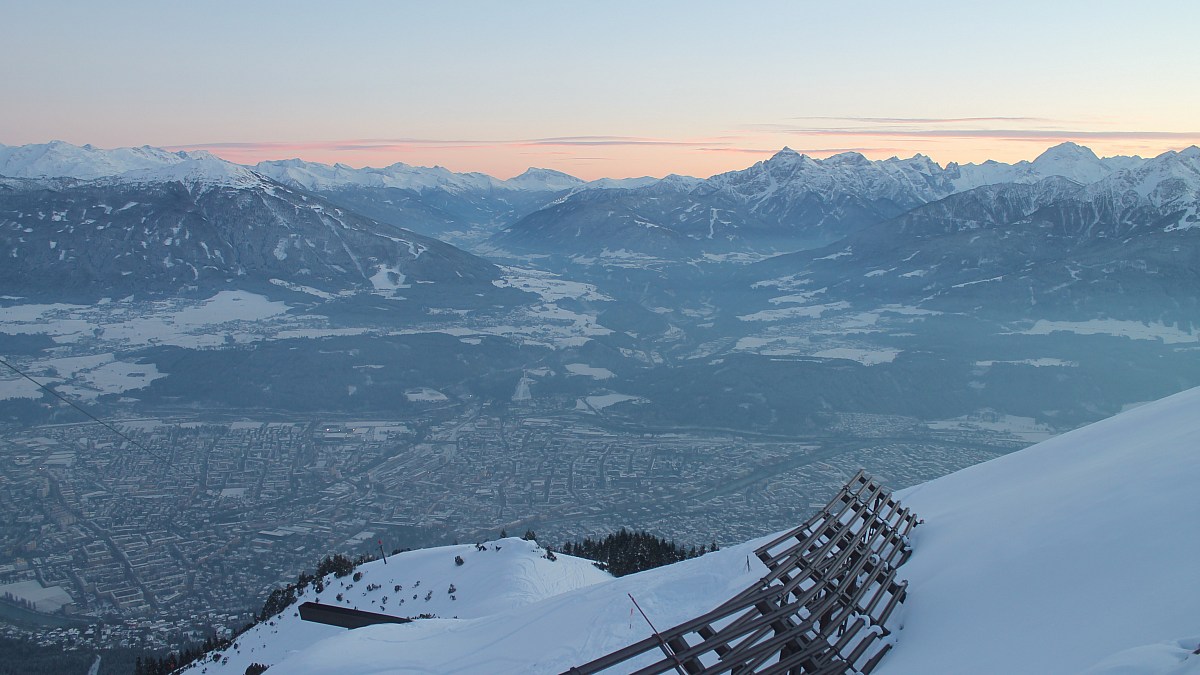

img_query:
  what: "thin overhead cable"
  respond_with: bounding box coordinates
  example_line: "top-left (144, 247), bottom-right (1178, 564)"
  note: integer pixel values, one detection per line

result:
top-left (0, 356), bottom-right (178, 469)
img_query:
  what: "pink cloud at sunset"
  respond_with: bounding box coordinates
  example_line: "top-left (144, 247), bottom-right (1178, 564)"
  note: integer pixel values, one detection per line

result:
top-left (163, 124), bottom-right (1200, 181)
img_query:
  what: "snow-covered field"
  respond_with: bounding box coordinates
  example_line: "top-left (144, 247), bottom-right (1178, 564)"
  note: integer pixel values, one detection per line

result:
top-left (492, 266), bottom-right (612, 303)
top-left (736, 301), bottom-right (851, 322)
top-left (0, 270), bottom-right (616, 399)
top-left (0, 352), bottom-right (165, 401)
top-left (565, 363), bottom-right (615, 380)
top-left (1018, 319), bottom-right (1199, 344)
top-left (811, 347), bottom-right (900, 365)
top-left (575, 393), bottom-right (643, 412)
top-left (403, 388), bottom-right (447, 403)
top-left (975, 358), bottom-right (1078, 367)
top-left (0, 291), bottom-right (289, 349)
top-left (728, 303), bottom-right (932, 361)
top-left (926, 411), bottom-right (1059, 443)
top-left (240, 386), bottom-right (1200, 674)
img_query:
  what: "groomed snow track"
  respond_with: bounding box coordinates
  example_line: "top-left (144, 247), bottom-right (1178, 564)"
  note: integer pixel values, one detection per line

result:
top-left (566, 470), bottom-right (919, 675)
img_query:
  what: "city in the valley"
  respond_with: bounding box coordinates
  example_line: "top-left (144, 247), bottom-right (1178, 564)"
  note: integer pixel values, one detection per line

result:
top-left (0, 396), bottom-right (1025, 651)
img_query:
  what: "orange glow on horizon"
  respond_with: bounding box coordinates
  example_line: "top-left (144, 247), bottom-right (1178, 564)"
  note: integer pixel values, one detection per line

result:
top-left (170, 128), bottom-right (1200, 181)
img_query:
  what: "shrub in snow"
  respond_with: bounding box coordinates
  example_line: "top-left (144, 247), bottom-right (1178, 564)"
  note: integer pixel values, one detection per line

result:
top-left (454, 555), bottom-right (465, 566)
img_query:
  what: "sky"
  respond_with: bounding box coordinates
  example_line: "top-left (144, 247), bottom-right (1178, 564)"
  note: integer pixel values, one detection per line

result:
top-left (2, 0), bottom-right (1198, 179)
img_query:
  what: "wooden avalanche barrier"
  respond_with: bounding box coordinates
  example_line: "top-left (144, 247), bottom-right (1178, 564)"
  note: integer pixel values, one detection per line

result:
top-left (566, 470), bottom-right (919, 675)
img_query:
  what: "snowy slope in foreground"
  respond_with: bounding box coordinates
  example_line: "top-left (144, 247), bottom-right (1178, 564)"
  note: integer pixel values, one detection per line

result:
top-left (270, 387), bottom-right (1200, 675)
top-left (877, 386), bottom-right (1200, 675)
top-left (182, 538), bottom-right (610, 675)
top-left (270, 534), bottom-right (775, 674)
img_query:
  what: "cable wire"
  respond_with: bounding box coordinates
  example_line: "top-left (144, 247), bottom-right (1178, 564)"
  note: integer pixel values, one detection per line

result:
top-left (0, 356), bottom-right (175, 467)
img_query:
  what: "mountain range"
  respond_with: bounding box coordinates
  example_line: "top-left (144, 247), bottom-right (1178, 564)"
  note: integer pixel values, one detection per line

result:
top-left (6, 140), bottom-right (1194, 265)
top-left (497, 142), bottom-right (1196, 257)
top-left (747, 145), bottom-right (1200, 317)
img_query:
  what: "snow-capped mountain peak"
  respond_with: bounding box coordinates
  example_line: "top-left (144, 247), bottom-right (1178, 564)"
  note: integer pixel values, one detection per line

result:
top-left (1033, 140), bottom-right (1100, 163)
top-left (1028, 141), bottom-right (1111, 184)
top-left (824, 150), bottom-right (872, 166)
top-left (947, 142), bottom-right (1131, 191)
top-left (0, 140), bottom-right (188, 180)
top-left (759, 146), bottom-right (808, 170)
top-left (108, 152), bottom-right (265, 189)
top-left (501, 167), bottom-right (586, 191)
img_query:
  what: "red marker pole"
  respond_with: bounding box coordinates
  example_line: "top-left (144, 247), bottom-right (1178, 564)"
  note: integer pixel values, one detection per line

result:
top-left (629, 594), bottom-right (686, 675)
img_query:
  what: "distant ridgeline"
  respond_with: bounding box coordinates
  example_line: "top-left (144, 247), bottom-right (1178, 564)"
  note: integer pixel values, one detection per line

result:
top-left (568, 470), bottom-right (918, 675)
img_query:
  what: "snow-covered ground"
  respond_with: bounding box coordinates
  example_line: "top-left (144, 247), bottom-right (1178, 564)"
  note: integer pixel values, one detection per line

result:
top-left (811, 347), bottom-right (900, 365)
top-left (492, 266), bottom-right (612, 303)
top-left (736, 301), bottom-right (851, 322)
top-left (252, 386), bottom-right (1200, 674)
top-left (0, 352), bottom-right (165, 401)
top-left (181, 538), bottom-right (611, 675)
top-left (403, 388), bottom-right (447, 403)
top-left (575, 393), bottom-right (643, 412)
top-left (565, 363), bottom-right (616, 380)
top-left (878, 385), bottom-right (1200, 675)
top-left (1018, 319), bottom-right (1199, 344)
top-left (0, 291), bottom-right (289, 349)
top-left (267, 535), bottom-right (775, 675)
top-left (926, 411), bottom-right (1059, 443)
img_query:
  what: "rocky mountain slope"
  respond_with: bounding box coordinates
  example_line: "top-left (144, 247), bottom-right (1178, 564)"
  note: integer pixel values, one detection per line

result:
top-left (0, 152), bottom-right (513, 305)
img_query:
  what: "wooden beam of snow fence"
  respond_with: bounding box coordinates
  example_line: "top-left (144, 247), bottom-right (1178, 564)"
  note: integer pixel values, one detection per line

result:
top-left (564, 469), bottom-right (919, 675)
